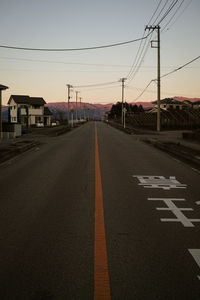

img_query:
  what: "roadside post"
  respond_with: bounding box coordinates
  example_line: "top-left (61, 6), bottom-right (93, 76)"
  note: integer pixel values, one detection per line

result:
top-left (123, 107), bottom-right (127, 129)
top-left (70, 108), bottom-right (74, 127)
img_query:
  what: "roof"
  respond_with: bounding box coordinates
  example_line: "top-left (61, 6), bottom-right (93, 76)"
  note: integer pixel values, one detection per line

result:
top-left (0, 84), bottom-right (8, 90)
top-left (152, 98), bottom-right (182, 105)
top-left (8, 95), bottom-right (46, 105)
top-left (29, 97), bottom-right (46, 105)
top-left (44, 107), bottom-right (52, 115)
top-left (183, 100), bottom-right (192, 104)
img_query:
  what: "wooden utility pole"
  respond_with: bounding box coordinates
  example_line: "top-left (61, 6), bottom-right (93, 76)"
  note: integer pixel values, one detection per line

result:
top-left (120, 78), bottom-right (127, 125)
top-left (75, 91), bottom-right (79, 123)
top-left (145, 25), bottom-right (161, 131)
top-left (0, 84), bottom-right (8, 139)
top-left (79, 97), bottom-right (82, 120)
top-left (67, 84), bottom-right (73, 122)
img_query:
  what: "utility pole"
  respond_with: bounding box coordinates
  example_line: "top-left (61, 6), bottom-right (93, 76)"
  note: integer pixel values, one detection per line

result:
top-left (145, 25), bottom-right (161, 131)
top-left (119, 78), bottom-right (127, 125)
top-left (84, 103), bottom-right (86, 120)
top-left (79, 97), bottom-right (82, 120)
top-left (75, 91), bottom-right (79, 123)
top-left (0, 84), bottom-right (9, 140)
top-left (67, 84), bottom-right (73, 123)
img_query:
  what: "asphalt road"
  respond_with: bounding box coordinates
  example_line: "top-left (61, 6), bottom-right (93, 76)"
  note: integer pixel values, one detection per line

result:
top-left (0, 121), bottom-right (200, 299)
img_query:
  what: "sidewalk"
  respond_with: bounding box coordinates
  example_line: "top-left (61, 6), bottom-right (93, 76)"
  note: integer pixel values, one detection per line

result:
top-left (0, 124), bottom-right (72, 164)
top-left (108, 121), bottom-right (200, 170)
top-left (136, 129), bottom-right (200, 152)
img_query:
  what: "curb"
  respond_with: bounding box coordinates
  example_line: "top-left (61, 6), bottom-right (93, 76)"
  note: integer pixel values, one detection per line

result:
top-left (145, 140), bottom-right (200, 170)
top-left (0, 141), bottom-right (38, 164)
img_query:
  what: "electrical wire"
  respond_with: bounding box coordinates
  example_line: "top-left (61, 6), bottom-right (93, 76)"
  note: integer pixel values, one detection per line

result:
top-left (152, 0), bottom-right (171, 25)
top-left (162, 0), bottom-right (193, 32)
top-left (126, 32), bottom-right (153, 83)
top-left (161, 0), bottom-right (185, 31)
top-left (132, 55), bottom-right (200, 101)
top-left (126, 0), bottom-right (164, 80)
top-left (73, 81), bottom-right (118, 88)
top-left (147, 0), bottom-right (164, 26)
top-left (161, 55), bottom-right (200, 78)
top-left (157, 0), bottom-right (179, 24)
top-left (79, 85), bottom-right (121, 92)
top-left (126, 0), bottom-right (182, 92)
top-left (126, 0), bottom-right (175, 84)
top-left (0, 34), bottom-right (150, 52)
top-left (0, 56), bottom-right (130, 68)
top-left (133, 80), bottom-right (156, 101)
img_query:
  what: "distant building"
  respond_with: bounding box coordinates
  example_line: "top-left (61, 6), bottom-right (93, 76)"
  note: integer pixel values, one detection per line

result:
top-left (193, 100), bottom-right (200, 110)
top-left (183, 99), bottom-right (193, 108)
top-left (152, 98), bottom-right (184, 110)
top-left (8, 95), bottom-right (52, 126)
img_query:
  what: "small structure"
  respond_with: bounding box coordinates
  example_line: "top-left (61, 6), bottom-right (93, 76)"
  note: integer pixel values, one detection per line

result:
top-left (2, 122), bottom-right (22, 138)
top-left (8, 95), bottom-right (51, 126)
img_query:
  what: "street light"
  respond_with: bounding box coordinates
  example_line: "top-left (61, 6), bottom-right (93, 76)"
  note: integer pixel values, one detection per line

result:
top-left (0, 84), bottom-right (9, 139)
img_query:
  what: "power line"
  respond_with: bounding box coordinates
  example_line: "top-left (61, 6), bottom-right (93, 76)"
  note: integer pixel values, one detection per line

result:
top-left (132, 55), bottom-right (200, 101)
top-left (162, 0), bottom-right (193, 32)
top-left (147, 0), bottom-right (164, 26)
top-left (161, 55), bottom-right (200, 78)
top-left (0, 56), bottom-right (130, 68)
top-left (73, 81), bottom-right (118, 88)
top-left (161, 0), bottom-right (185, 31)
top-left (79, 85), bottom-right (121, 92)
top-left (152, 0), bottom-right (171, 25)
top-left (126, 0), bottom-right (177, 84)
top-left (126, 32), bottom-right (153, 83)
top-left (133, 80), bottom-right (155, 101)
top-left (0, 34), bottom-right (150, 52)
top-left (126, 0), bottom-right (164, 77)
top-left (157, 0), bottom-right (179, 24)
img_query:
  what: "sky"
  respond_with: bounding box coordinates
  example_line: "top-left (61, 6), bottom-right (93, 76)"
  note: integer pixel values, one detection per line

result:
top-left (0, 0), bottom-right (199, 105)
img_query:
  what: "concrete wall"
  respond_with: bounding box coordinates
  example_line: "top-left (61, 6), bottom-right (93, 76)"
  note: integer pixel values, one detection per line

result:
top-left (2, 123), bottom-right (22, 138)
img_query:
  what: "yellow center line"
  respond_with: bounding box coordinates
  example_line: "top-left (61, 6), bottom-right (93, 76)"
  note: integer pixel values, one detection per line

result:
top-left (94, 123), bottom-right (111, 300)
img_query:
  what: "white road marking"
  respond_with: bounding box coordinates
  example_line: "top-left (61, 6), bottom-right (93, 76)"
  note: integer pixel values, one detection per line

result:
top-left (196, 201), bottom-right (200, 205)
top-left (188, 249), bottom-right (200, 280)
top-left (133, 175), bottom-right (187, 190)
top-left (191, 168), bottom-right (200, 174)
top-left (148, 198), bottom-right (200, 227)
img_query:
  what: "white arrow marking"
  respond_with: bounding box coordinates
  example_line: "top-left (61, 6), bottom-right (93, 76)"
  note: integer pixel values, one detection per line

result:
top-left (188, 249), bottom-right (200, 280)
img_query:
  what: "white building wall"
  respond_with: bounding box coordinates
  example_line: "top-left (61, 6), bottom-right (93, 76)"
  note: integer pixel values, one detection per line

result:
top-left (30, 116), bottom-right (36, 125)
top-left (9, 98), bottom-right (18, 123)
top-left (29, 108), bottom-right (43, 115)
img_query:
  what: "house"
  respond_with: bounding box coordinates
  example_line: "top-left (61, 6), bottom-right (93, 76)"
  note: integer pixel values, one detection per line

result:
top-left (193, 100), bottom-right (200, 110)
top-left (152, 98), bottom-right (183, 110)
top-left (183, 99), bottom-right (193, 108)
top-left (8, 95), bottom-right (52, 126)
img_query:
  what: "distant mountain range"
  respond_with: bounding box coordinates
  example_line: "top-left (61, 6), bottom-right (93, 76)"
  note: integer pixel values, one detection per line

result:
top-left (2, 96), bottom-right (200, 121)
